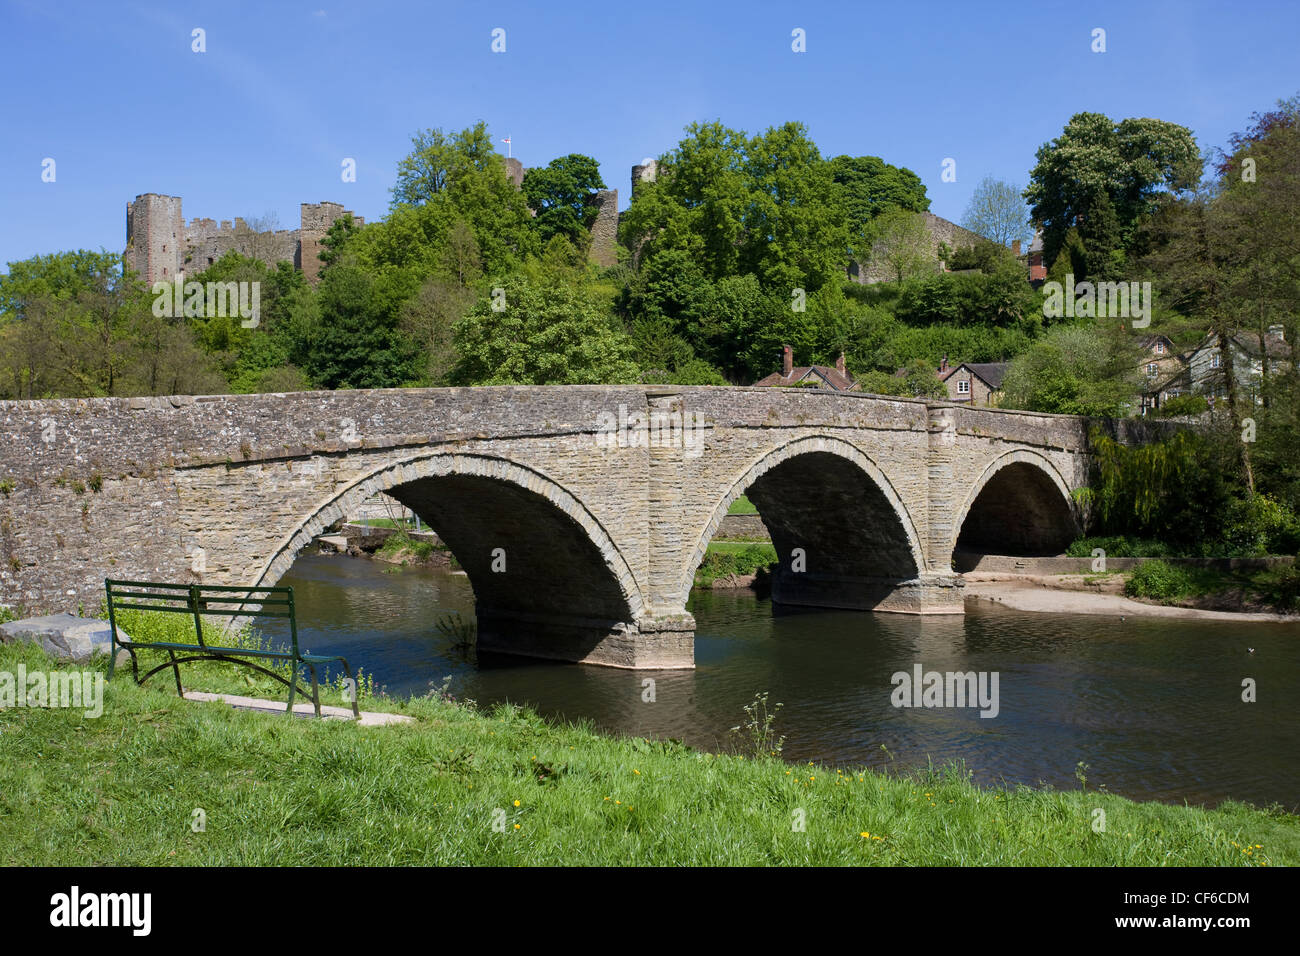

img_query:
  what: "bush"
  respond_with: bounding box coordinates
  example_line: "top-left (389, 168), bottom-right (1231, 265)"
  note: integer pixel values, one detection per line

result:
top-left (1221, 494), bottom-right (1300, 557)
top-left (1065, 535), bottom-right (1177, 558)
top-left (1152, 393), bottom-right (1208, 418)
top-left (1256, 563), bottom-right (1300, 610)
top-left (1124, 560), bottom-right (1197, 600)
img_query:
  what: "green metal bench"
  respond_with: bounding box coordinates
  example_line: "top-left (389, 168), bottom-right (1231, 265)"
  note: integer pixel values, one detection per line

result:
top-left (104, 579), bottom-right (360, 719)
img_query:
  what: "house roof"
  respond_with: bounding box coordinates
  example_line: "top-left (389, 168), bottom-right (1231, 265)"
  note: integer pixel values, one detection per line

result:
top-left (940, 361), bottom-right (1009, 389)
top-left (753, 365), bottom-right (859, 391)
top-left (1138, 334), bottom-right (1177, 350)
top-left (1190, 330), bottom-right (1292, 360)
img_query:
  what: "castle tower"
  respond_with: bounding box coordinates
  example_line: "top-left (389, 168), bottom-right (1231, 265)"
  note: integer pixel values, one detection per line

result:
top-left (586, 189), bottom-right (619, 268)
top-left (125, 194), bottom-right (183, 285)
top-left (631, 159), bottom-right (658, 198)
top-left (504, 157), bottom-right (525, 189)
top-left (298, 202), bottom-right (364, 283)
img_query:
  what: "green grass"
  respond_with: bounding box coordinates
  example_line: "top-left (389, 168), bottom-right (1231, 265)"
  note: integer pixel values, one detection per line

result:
top-left (726, 495), bottom-right (758, 515)
top-left (0, 639), bottom-right (1293, 865)
top-left (355, 517), bottom-right (423, 530)
top-left (376, 530), bottom-right (438, 563)
top-left (1122, 560), bottom-right (1299, 610)
top-left (694, 542), bottom-right (777, 588)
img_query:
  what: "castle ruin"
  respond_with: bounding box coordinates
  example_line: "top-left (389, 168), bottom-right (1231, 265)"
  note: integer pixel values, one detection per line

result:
top-left (125, 195), bottom-right (363, 286)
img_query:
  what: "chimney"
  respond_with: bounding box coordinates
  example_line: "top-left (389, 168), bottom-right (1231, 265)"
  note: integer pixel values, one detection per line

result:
top-left (782, 345), bottom-right (793, 377)
top-left (1012, 239), bottom-right (1021, 256)
top-left (835, 352), bottom-right (846, 376)
top-left (940, 354), bottom-right (949, 374)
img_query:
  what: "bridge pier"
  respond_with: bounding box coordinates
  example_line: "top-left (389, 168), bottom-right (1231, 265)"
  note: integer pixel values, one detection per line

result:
top-left (769, 570), bottom-right (965, 615)
top-left (475, 607), bottom-right (695, 670)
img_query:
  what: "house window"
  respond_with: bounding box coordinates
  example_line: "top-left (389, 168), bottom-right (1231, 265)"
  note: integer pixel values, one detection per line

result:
top-left (957, 380), bottom-right (970, 395)
top-left (1147, 363), bottom-right (1158, 375)
top-left (1155, 341), bottom-right (1165, 355)
top-left (1211, 352), bottom-right (1222, 368)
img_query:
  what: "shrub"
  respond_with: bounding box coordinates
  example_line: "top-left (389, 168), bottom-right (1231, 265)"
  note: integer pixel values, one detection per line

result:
top-left (1124, 559), bottom-right (1196, 600)
top-left (1256, 563), bottom-right (1300, 610)
top-left (1065, 535), bottom-right (1177, 558)
top-left (1152, 393), bottom-right (1208, 418)
top-left (1221, 494), bottom-right (1300, 557)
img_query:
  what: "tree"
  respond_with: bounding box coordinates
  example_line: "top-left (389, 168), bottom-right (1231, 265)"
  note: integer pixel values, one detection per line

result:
top-left (829, 154), bottom-right (929, 262)
top-left (1024, 112), bottom-right (1200, 268)
top-left (1000, 323), bottom-right (1141, 416)
top-left (867, 208), bottom-right (936, 283)
top-left (399, 276), bottom-right (476, 385)
top-left (961, 177), bottom-right (1032, 248)
top-left (1137, 95), bottom-right (1300, 497)
top-left (522, 154), bottom-right (606, 245)
top-left (388, 122), bottom-right (537, 275)
top-left (306, 262), bottom-right (420, 389)
top-left (451, 276), bottom-right (640, 385)
top-left (621, 121), bottom-right (849, 293)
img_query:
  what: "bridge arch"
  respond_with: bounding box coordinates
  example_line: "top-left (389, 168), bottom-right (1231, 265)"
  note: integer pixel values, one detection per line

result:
top-left (952, 449), bottom-right (1079, 562)
top-left (251, 451), bottom-right (647, 639)
top-left (680, 435), bottom-right (926, 610)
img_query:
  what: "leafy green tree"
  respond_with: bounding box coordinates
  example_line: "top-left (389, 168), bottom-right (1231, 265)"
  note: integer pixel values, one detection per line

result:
top-left (1076, 189), bottom-right (1125, 282)
top-left (867, 208), bottom-right (936, 283)
top-left (1025, 112), bottom-right (1200, 268)
top-left (522, 154), bottom-right (606, 245)
top-left (306, 262), bottom-right (421, 389)
top-left (829, 154), bottom-right (929, 259)
top-left (961, 177), bottom-right (1032, 248)
top-left (388, 123), bottom-right (537, 276)
top-left (621, 121), bottom-right (848, 293)
top-left (1000, 323), bottom-right (1141, 415)
top-left (452, 276), bottom-right (639, 385)
top-left (1138, 96), bottom-right (1300, 497)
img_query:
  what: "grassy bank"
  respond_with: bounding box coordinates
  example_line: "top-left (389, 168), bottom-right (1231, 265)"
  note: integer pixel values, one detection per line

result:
top-left (693, 541), bottom-right (777, 589)
top-left (1124, 559), bottom-right (1300, 612)
top-left (0, 640), bottom-right (1294, 866)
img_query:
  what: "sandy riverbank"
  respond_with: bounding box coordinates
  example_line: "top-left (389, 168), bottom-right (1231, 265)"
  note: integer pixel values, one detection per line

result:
top-left (964, 579), bottom-right (1297, 622)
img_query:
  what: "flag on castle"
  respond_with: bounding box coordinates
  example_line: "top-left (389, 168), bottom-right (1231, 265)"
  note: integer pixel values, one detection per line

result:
top-left (501, 136), bottom-right (511, 158)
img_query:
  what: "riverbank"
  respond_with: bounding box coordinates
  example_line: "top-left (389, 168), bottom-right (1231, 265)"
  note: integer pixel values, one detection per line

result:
top-left (1, 640), bottom-right (1295, 866)
top-left (964, 577), bottom-right (1299, 622)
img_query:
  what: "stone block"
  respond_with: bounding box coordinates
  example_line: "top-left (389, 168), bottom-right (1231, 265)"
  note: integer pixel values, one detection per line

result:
top-left (1, 613), bottom-right (130, 664)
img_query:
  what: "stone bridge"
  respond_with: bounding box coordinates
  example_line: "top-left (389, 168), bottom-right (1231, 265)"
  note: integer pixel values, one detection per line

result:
top-left (0, 386), bottom-right (1103, 669)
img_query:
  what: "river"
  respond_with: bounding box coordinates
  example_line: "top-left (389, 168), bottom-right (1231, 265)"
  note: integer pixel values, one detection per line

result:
top-left (263, 551), bottom-right (1300, 810)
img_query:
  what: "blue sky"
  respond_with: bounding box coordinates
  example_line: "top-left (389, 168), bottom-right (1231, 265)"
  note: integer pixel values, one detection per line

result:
top-left (2, 0), bottom-right (1298, 269)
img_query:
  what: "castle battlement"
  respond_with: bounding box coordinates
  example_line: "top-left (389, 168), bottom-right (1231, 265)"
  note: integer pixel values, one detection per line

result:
top-left (125, 193), bottom-right (361, 286)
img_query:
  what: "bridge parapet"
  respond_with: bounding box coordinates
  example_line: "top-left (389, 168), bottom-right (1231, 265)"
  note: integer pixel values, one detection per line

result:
top-left (0, 387), bottom-right (1098, 668)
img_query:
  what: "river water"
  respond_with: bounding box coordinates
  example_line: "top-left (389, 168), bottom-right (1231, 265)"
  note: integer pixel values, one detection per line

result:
top-left (265, 552), bottom-right (1300, 809)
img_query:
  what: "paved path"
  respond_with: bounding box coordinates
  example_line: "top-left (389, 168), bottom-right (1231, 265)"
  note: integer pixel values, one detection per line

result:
top-left (183, 691), bottom-right (414, 726)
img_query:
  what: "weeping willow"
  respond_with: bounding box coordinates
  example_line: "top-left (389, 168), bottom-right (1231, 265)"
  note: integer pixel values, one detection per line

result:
top-left (1083, 427), bottom-right (1207, 533)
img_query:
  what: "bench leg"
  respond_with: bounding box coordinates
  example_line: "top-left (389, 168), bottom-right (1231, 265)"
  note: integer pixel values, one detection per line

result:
top-left (285, 661), bottom-right (298, 716)
top-left (167, 649), bottom-right (183, 698)
top-left (343, 661), bottom-right (360, 719)
top-left (309, 664), bottom-right (321, 719)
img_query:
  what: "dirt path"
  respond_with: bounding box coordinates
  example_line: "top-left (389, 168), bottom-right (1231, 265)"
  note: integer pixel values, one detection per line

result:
top-left (964, 580), bottom-right (1298, 623)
